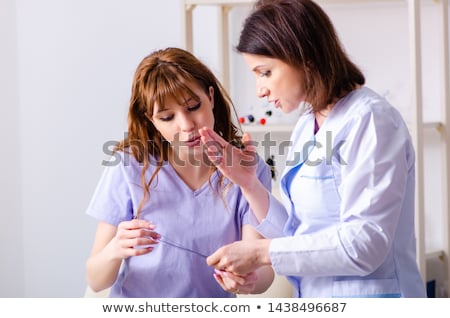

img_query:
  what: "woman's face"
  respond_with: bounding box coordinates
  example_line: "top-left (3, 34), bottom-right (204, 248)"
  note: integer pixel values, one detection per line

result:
top-left (151, 83), bottom-right (215, 160)
top-left (242, 53), bottom-right (305, 113)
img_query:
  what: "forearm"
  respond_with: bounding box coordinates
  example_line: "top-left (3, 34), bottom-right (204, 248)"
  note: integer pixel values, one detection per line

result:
top-left (248, 239), bottom-right (274, 294)
top-left (241, 179), bottom-right (270, 223)
top-left (86, 246), bottom-right (122, 292)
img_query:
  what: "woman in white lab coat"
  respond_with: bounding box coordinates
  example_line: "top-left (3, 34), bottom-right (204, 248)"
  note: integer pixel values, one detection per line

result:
top-left (199, 0), bottom-right (426, 297)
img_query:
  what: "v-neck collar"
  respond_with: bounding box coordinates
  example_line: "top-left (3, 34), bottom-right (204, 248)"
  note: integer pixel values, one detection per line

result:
top-left (167, 163), bottom-right (219, 196)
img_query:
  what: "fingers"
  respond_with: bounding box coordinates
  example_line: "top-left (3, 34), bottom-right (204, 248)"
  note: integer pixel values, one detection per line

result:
top-left (207, 244), bottom-right (240, 275)
top-left (206, 245), bottom-right (232, 271)
top-left (199, 127), bottom-right (228, 149)
top-left (199, 127), bottom-right (257, 171)
top-left (119, 218), bottom-right (156, 231)
top-left (216, 269), bottom-right (246, 285)
top-left (115, 220), bottom-right (161, 257)
top-left (199, 127), bottom-right (227, 165)
top-left (242, 271), bottom-right (258, 284)
top-left (213, 269), bottom-right (255, 294)
top-left (129, 245), bottom-right (154, 256)
top-left (117, 220), bottom-right (161, 244)
top-left (199, 127), bottom-right (255, 153)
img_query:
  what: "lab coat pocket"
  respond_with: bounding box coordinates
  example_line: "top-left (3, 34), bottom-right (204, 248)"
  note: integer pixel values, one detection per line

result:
top-left (332, 278), bottom-right (401, 298)
top-left (296, 153), bottom-right (340, 218)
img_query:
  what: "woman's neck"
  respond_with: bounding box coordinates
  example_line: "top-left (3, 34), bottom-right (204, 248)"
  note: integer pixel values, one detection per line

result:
top-left (314, 104), bottom-right (332, 128)
top-left (169, 150), bottom-right (213, 190)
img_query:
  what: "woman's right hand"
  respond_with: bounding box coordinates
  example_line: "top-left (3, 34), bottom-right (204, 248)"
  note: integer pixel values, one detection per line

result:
top-left (199, 127), bottom-right (259, 190)
top-left (86, 219), bottom-right (160, 292)
top-left (109, 219), bottom-right (160, 260)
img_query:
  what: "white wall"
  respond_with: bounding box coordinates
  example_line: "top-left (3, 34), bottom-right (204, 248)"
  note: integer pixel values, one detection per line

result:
top-left (0, 0), bottom-right (24, 297)
top-left (0, 0), bottom-right (182, 297)
top-left (0, 0), bottom-right (447, 297)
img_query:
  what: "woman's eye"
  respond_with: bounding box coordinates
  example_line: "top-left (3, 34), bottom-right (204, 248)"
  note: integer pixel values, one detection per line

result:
top-left (261, 70), bottom-right (271, 77)
top-left (188, 103), bottom-right (201, 112)
top-left (159, 115), bottom-right (174, 122)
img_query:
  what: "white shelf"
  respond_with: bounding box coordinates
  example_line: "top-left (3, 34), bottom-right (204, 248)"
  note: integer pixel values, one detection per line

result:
top-left (423, 121), bottom-right (444, 131)
top-left (185, 0), bottom-right (253, 5)
top-left (185, 0), bottom-right (405, 5)
top-left (242, 121), bottom-right (443, 134)
top-left (240, 124), bottom-right (295, 134)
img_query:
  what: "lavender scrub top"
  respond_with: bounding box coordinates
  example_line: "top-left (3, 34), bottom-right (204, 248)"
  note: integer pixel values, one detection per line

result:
top-left (86, 151), bottom-right (271, 298)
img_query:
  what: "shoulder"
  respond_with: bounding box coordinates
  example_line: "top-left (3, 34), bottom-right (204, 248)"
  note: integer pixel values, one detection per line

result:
top-left (102, 150), bottom-right (164, 182)
top-left (333, 88), bottom-right (414, 164)
top-left (339, 87), bottom-right (405, 124)
top-left (333, 87), bottom-right (410, 137)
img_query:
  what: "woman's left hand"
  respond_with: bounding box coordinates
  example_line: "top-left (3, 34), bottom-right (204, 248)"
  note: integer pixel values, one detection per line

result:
top-left (213, 269), bottom-right (258, 295)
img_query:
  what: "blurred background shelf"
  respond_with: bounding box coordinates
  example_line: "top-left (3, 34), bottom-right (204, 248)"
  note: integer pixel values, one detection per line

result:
top-left (240, 124), bottom-right (295, 134)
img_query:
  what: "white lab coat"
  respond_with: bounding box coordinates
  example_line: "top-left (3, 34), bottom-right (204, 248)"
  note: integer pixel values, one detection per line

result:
top-left (253, 87), bottom-right (426, 297)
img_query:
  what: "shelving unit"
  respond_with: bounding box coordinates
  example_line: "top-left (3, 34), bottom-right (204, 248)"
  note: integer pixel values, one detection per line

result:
top-left (437, 0), bottom-right (450, 297)
top-left (240, 124), bottom-right (295, 133)
top-left (182, 0), bottom-right (450, 295)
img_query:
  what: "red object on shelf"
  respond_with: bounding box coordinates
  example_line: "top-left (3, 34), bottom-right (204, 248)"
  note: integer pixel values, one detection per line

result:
top-left (239, 117), bottom-right (245, 124)
top-left (259, 118), bottom-right (266, 125)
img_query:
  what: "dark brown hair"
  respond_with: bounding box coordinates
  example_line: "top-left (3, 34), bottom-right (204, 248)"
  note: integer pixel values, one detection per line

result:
top-left (115, 47), bottom-right (241, 218)
top-left (237, 0), bottom-right (365, 112)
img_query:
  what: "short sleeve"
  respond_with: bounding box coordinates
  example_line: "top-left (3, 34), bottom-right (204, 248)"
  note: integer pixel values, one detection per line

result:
top-left (85, 159), bottom-right (134, 226)
top-left (257, 154), bottom-right (272, 193)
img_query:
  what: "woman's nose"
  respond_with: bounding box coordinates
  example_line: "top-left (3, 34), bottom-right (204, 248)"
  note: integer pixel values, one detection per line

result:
top-left (179, 114), bottom-right (195, 132)
top-left (257, 86), bottom-right (269, 99)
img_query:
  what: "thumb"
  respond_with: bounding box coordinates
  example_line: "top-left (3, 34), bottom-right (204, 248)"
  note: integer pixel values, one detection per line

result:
top-left (206, 253), bottom-right (219, 267)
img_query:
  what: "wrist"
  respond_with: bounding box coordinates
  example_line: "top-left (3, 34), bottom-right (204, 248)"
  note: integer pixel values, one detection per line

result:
top-left (256, 239), bottom-right (272, 266)
top-left (241, 178), bottom-right (264, 197)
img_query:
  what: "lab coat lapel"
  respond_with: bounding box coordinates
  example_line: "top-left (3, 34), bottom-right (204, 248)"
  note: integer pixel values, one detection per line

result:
top-left (280, 114), bottom-right (315, 202)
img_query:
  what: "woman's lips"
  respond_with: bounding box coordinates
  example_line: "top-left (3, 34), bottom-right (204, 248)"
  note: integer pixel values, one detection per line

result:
top-left (269, 99), bottom-right (280, 108)
top-left (184, 136), bottom-right (201, 147)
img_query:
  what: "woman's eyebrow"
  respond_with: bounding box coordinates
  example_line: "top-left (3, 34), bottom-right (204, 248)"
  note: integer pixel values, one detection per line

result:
top-left (182, 97), bottom-right (195, 106)
top-left (252, 65), bottom-right (264, 72)
top-left (155, 106), bottom-right (168, 113)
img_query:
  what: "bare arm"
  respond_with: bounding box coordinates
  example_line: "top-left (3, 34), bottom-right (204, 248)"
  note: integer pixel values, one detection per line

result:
top-left (241, 224), bottom-right (274, 294)
top-left (85, 219), bottom-right (158, 292)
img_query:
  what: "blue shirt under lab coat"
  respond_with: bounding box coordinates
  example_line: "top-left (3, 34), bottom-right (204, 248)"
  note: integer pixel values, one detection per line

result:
top-left (253, 87), bottom-right (427, 298)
